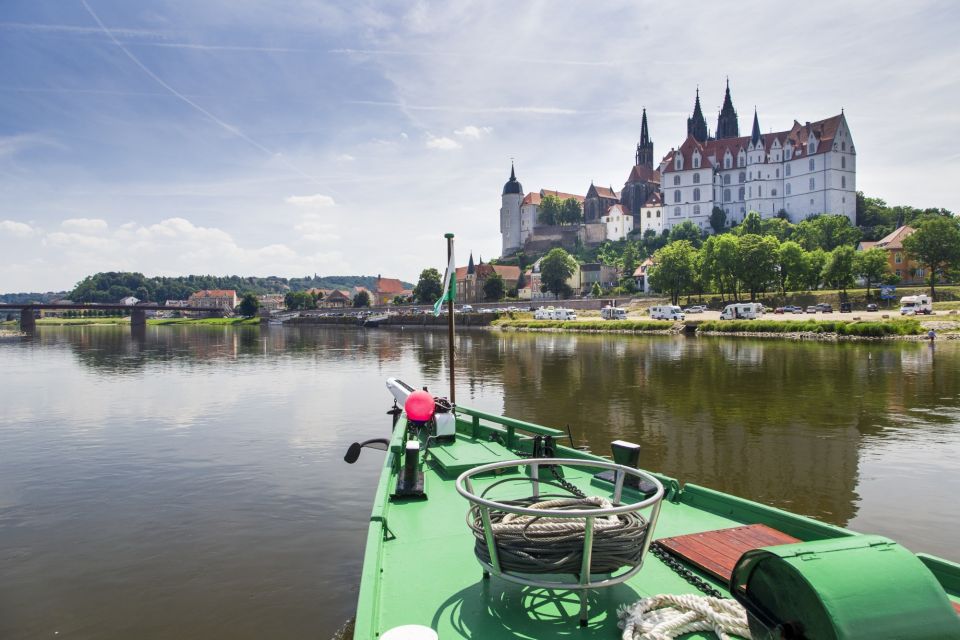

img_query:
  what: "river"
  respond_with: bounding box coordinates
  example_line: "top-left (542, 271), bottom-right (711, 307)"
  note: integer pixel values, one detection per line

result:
top-left (1, 325), bottom-right (958, 639)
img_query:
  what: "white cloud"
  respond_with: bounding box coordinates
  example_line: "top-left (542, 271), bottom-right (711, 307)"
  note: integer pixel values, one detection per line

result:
top-left (336, 153), bottom-right (355, 162)
top-left (454, 125), bottom-right (492, 139)
top-left (285, 193), bottom-right (336, 208)
top-left (61, 218), bottom-right (108, 233)
top-left (425, 135), bottom-right (461, 150)
top-left (0, 220), bottom-right (35, 237)
top-left (295, 214), bottom-right (341, 243)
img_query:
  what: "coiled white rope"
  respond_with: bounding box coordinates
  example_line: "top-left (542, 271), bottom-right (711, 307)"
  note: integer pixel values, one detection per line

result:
top-left (619, 594), bottom-right (751, 640)
top-left (494, 496), bottom-right (620, 533)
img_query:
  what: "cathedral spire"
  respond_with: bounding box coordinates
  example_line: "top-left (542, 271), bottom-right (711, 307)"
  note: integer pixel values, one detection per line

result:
top-left (716, 78), bottom-right (740, 139)
top-left (687, 88), bottom-right (708, 143)
top-left (635, 107), bottom-right (654, 169)
top-left (467, 251), bottom-right (475, 275)
top-left (751, 108), bottom-right (761, 146)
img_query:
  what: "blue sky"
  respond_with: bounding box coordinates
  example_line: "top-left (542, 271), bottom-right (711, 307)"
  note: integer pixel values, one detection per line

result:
top-left (1, 0), bottom-right (958, 292)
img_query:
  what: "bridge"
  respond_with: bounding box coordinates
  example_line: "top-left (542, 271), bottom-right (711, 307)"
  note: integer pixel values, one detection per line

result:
top-left (0, 303), bottom-right (225, 334)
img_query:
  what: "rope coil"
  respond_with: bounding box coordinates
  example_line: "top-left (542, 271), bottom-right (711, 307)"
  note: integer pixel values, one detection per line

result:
top-left (619, 594), bottom-right (751, 640)
top-left (466, 481), bottom-right (650, 575)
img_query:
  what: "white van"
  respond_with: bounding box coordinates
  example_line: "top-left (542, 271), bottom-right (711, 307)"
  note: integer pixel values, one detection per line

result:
top-left (601, 306), bottom-right (627, 320)
top-left (553, 308), bottom-right (578, 321)
top-left (900, 295), bottom-right (933, 315)
top-left (719, 302), bottom-right (764, 320)
top-left (534, 306), bottom-right (555, 320)
top-left (650, 305), bottom-right (685, 321)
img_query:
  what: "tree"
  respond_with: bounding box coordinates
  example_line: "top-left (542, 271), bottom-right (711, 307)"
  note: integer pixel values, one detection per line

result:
top-left (483, 273), bottom-right (505, 301)
top-left (353, 290), bottom-right (371, 307)
top-left (412, 268), bottom-right (443, 304)
top-left (558, 197), bottom-right (583, 225)
top-left (803, 249), bottom-right (828, 291)
top-left (590, 282), bottom-right (603, 297)
top-left (761, 217), bottom-right (793, 242)
top-left (709, 207), bottom-right (727, 235)
top-left (540, 248), bottom-right (577, 298)
top-left (811, 214), bottom-right (861, 251)
top-left (539, 195), bottom-right (563, 226)
top-left (284, 291), bottom-right (318, 310)
top-left (649, 240), bottom-right (696, 304)
top-left (903, 216), bottom-right (960, 300)
top-left (853, 247), bottom-right (890, 298)
top-left (736, 234), bottom-right (779, 300)
top-left (776, 241), bottom-right (806, 295)
top-left (621, 242), bottom-right (639, 278)
top-left (821, 246), bottom-right (856, 293)
top-left (238, 293), bottom-right (259, 317)
top-left (739, 211), bottom-right (763, 236)
top-left (668, 220), bottom-right (703, 247)
top-left (516, 270), bottom-right (526, 290)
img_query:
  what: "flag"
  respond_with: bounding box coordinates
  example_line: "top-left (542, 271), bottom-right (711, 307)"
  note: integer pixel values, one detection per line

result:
top-left (434, 244), bottom-right (456, 316)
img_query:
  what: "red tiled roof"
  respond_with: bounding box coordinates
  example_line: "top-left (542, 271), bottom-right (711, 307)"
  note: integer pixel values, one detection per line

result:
top-left (626, 165), bottom-right (660, 184)
top-left (875, 226), bottom-right (915, 251)
top-left (589, 184), bottom-right (619, 199)
top-left (189, 289), bottom-right (236, 299)
top-left (376, 277), bottom-right (406, 295)
top-left (456, 264), bottom-right (521, 281)
top-left (325, 289), bottom-right (350, 301)
top-left (522, 191), bottom-right (541, 206)
top-left (540, 189), bottom-right (585, 203)
top-left (605, 203), bottom-right (628, 217)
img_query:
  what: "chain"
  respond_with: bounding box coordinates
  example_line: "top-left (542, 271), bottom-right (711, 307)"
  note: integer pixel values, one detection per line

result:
top-left (649, 543), bottom-right (723, 598)
top-left (548, 464), bottom-right (587, 499)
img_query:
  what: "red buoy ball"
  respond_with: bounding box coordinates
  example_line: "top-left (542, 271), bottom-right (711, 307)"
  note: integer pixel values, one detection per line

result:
top-left (405, 390), bottom-right (436, 423)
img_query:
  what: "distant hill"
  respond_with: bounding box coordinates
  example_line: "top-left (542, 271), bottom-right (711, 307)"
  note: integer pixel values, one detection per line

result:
top-left (0, 291), bottom-right (69, 305)
top-left (34, 272), bottom-right (415, 304)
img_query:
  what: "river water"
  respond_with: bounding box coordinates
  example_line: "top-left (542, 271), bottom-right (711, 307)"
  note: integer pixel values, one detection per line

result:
top-left (1, 325), bottom-right (958, 639)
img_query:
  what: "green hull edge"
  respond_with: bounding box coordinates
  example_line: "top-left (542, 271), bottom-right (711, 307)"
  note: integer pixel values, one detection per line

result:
top-left (352, 404), bottom-right (960, 639)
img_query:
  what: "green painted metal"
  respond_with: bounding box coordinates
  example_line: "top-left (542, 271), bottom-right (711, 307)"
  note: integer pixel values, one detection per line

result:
top-left (731, 536), bottom-right (960, 639)
top-left (351, 403), bottom-right (960, 640)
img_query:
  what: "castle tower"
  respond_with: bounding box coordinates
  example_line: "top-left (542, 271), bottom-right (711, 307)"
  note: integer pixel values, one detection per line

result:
top-left (750, 108), bottom-right (762, 146)
top-left (687, 88), bottom-right (708, 143)
top-left (500, 163), bottom-right (523, 256)
top-left (716, 78), bottom-right (740, 140)
top-left (635, 108), bottom-right (654, 169)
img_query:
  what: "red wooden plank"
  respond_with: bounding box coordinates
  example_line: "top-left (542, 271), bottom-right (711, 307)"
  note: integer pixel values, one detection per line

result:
top-left (657, 524), bottom-right (800, 583)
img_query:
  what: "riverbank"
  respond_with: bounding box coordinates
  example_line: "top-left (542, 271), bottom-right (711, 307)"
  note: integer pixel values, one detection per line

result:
top-left (493, 318), bottom-right (676, 334)
top-left (149, 317), bottom-right (259, 326)
top-left (0, 317), bottom-right (258, 327)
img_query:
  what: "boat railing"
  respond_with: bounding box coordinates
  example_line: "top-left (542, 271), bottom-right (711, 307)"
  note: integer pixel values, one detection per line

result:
top-left (454, 405), bottom-right (565, 448)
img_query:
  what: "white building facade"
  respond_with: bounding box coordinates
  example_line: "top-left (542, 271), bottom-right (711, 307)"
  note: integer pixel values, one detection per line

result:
top-left (601, 204), bottom-right (634, 241)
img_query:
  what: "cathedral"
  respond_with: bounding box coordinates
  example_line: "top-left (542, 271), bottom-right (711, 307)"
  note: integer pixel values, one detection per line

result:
top-left (500, 81), bottom-right (856, 257)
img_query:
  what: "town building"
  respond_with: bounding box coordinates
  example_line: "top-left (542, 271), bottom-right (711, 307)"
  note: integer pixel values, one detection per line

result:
top-left (633, 258), bottom-right (656, 294)
top-left (500, 82), bottom-right (856, 256)
top-left (519, 257), bottom-right (583, 301)
top-left (257, 294), bottom-right (285, 311)
top-left (321, 289), bottom-right (350, 308)
top-left (600, 204), bottom-right (634, 241)
top-left (455, 253), bottom-right (520, 303)
top-left (188, 289), bottom-right (237, 311)
top-left (857, 226), bottom-right (928, 284)
top-left (120, 296), bottom-right (139, 305)
top-left (580, 263), bottom-right (619, 293)
top-left (374, 275), bottom-right (412, 306)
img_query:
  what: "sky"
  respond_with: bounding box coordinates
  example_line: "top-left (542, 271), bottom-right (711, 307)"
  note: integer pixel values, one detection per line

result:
top-left (1, 0), bottom-right (958, 292)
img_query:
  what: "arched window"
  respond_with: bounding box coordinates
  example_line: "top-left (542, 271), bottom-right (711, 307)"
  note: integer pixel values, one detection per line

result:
top-left (738, 187), bottom-right (745, 200)
top-left (739, 172), bottom-right (746, 183)
top-left (724, 174), bottom-right (731, 185)
top-left (693, 204), bottom-right (701, 215)
top-left (693, 188), bottom-right (701, 201)
top-left (673, 175), bottom-right (680, 186)
top-left (673, 207), bottom-right (681, 217)
top-left (785, 164), bottom-right (791, 177)
top-left (693, 154), bottom-right (700, 169)
top-left (841, 176), bottom-right (846, 188)
top-left (675, 156), bottom-right (683, 170)
top-left (776, 168), bottom-right (780, 178)
top-left (646, 211), bottom-right (651, 218)
top-left (694, 173), bottom-right (701, 184)
top-left (738, 152), bottom-right (745, 167)
top-left (809, 158), bottom-right (815, 171)
top-left (841, 141), bottom-right (846, 151)
top-left (809, 178), bottom-right (815, 190)
top-left (673, 190), bottom-right (681, 203)
top-left (786, 183), bottom-right (791, 195)
top-left (758, 186), bottom-right (762, 197)
top-left (656, 210), bottom-right (661, 217)
top-left (808, 142), bottom-right (815, 154)
top-left (841, 156), bottom-right (846, 169)
top-left (724, 188), bottom-right (731, 202)
top-left (771, 188), bottom-right (777, 196)
top-left (724, 155), bottom-right (732, 169)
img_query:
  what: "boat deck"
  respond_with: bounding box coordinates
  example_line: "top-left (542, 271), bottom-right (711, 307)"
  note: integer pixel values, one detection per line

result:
top-left (353, 407), bottom-right (960, 639)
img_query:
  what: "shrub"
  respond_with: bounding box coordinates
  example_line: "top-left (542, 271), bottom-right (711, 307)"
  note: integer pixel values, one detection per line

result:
top-left (494, 319), bottom-right (673, 331)
top-left (696, 319), bottom-right (922, 336)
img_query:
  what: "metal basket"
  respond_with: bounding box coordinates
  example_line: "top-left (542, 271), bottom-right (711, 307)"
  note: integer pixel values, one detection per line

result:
top-left (455, 458), bottom-right (665, 626)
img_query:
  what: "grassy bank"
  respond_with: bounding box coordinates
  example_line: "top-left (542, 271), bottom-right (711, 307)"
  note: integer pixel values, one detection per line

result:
top-left (149, 317), bottom-right (259, 326)
top-left (696, 319), bottom-right (923, 337)
top-left (36, 317), bottom-right (129, 325)
top-left (495, 319), bottom-right (674, 332)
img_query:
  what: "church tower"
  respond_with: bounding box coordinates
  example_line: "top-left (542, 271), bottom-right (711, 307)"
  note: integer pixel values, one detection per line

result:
top-left (716, 79), bottom-right (740, 139)
top-left (687, 88), bottom-right (709, 143)
top-left (500, 163), bottom-right (523, 256)
top-left (635, 108), bottom-right (654, 169)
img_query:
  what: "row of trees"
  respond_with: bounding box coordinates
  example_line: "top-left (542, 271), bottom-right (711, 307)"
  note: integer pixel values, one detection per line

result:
top-left (538, 195), bottom-right (583, 226)
top-left (410, 267), bottom-right (508, 304)
top-left (648, 216), bottom-right (960, 304)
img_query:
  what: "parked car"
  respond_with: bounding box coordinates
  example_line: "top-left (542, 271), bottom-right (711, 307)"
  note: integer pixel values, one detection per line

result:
top-left (840, 302), bottom-right (852, 313)
top-left (791, 306), bottom-right (804, 314)
top-left (806, 306), bottom-right (818, 313)
top-left (817, 303), bottom-right (833, 313)
top-left (866, 303), bottom-right (879, 312)
top-left (683, 305), bottom-right (705, 314)
top-left (774, 307), bottom-right (786, 314)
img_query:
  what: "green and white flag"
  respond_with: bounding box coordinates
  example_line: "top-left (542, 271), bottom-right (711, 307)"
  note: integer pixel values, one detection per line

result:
top-left (433, 244), bottom-right (456, 316)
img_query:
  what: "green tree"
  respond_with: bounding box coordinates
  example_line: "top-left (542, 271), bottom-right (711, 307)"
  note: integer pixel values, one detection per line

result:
top-left (668, 220), bottom-right (703, 247)
top-left (761, 217), bottom-right (794, 242)
top-left (736, 234), bottom-right (779, 300)
top-left (903, 216), bottom-right (960, 300)
top-left (649, 240), bottom-right (696, 304)
top-left (284, 291), bottom-right (318, 310)
top-left (803, 249), bottom-right (828, 291)
top-left (709, 207), bottom-right (727, 235)
top-left (353, 290), bottom-right (371, 307)
top-left (776, 241), bottom-right (806, 295)
top-left (739, 211), bottom-right (763, 236)
top-left (621, 242), bottom-right (639, 278)
top-left (812, 214), bottom-right (861, 251)
top-left (853, 247), bottom-right (890, 298)
top-left (821, 246), bottom-right (856, 293)
top-left (238, 293), bottom-right (259, 317)
top-left (539, 194), bottom-right (563, 226)
top-left (540, 248), bottom-right (577, 298)
top-left (590, 281), bottom-right (603, 297)
top-left (558, 197), bottom-right (583, 225)
top-left (483, 273), bottom-right (505, 301)
top-left (412, 268), bottom-right (443, 304)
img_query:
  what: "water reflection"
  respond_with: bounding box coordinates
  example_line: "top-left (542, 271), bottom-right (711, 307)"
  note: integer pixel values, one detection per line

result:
top-left (0, 326), bottom-right (958, 640)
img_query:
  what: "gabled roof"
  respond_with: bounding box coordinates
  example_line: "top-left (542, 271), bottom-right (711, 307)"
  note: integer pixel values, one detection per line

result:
top-left (521, 191), bottom-right (541, 206)
top-left (874, 226), bottom-right (916, 251)
top-left (604, 203), bottom-right (627, 217)
top-left (642, 192), bottom-right (663, 207)
top-left (376, 277), bottom-right (406, 295)
top-left (626, 164), bottom-right (661, 184)
top-left (455, 264), bottom-right (521, 281)
top-left (588, 184), bottom-right (619, 200)
top-left (325, 289), bottom-right (350, 301)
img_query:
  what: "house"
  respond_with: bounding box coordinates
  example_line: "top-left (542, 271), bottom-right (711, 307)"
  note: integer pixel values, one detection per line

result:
top-left (374, 275), bottom-right (412, 306)
top-left (120, 296), bottom-right (140, 305)
top-left (857, 226), bottom-right (929, 285)
top-left (321, 289), bottom-right (351, 308)
top-left (257, 294), bottom-right (285, 311)
top-left (639, 192), bottom-right (664, 237)
top-left (633, 258), bottom-right (656, 294)
top-left (580, 263), bottom-right (619, 293)
top-left (600, 204), bottom-right (634, 241)
top-left (455, 254), bottom-right (521, 303)
top-left (188, 289), bottom-right (237, 311)
top-left (521, 256), bottom-right (583, 300)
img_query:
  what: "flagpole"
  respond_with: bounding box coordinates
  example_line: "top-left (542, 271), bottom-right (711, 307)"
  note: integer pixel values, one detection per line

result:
top-left (445, 232), bottom-right (456, 404)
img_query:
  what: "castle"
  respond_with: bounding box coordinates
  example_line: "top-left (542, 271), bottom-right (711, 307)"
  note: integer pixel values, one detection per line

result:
top-left (500, 81), bottom-right (857, 256)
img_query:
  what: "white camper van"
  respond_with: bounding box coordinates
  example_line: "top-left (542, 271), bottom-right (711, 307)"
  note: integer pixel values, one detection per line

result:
top-left (719, 302), bottom-right (764, 320)
top-left (534, 306), bottom-right (555, 320)
top-left (553, 308), bottom-right (578, 321)
top-left (900, 295), bottom-right (933, 315)
top-left (650, 305), bottom-right (685, 321)
top-left (601, 306), bottom-right (627, 320)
